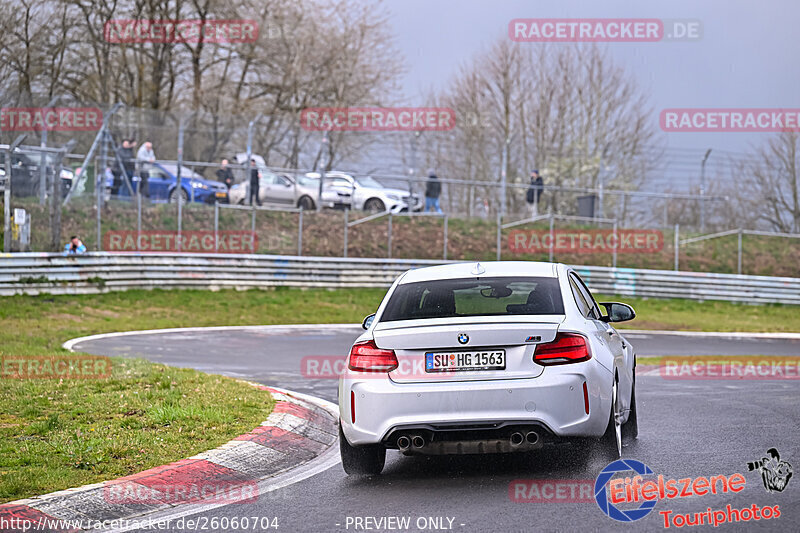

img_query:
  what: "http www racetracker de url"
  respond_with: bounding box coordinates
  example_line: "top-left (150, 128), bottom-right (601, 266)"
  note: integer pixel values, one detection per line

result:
top-left (0, 515), bottom-right (280, 532)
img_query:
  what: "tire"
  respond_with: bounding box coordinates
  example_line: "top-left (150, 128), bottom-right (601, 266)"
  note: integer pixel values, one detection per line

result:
top-left (339, 426), bottom-right (385, 476)
top-left (169, 187), bottom-right (189, 204)
top-left (594, 377), bottom-right (622, 460)
top-left (622, 374), bottom-right (638, 443)
top-left (298, 196), bottom-right (315, 210)
top-left (364, 198), bottom-right (385, 212)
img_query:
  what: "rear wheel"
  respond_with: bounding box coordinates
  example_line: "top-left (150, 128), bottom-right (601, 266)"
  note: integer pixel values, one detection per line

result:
top-left (364, 198), bottom-right (385, 212)
top-left (622, 374), bottom-right (638, 443)
top-left (169, 187), bottom-right (189, 204)
top-left (298, 195), bottom-right (315, 210)
top-left (339, 426), bottom-right (385, 476)
top-left (595, 378), bottom-right (622, 459)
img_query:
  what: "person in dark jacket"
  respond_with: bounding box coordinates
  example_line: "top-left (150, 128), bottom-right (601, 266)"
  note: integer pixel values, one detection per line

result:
top-left (216, 158), bottom-right (234, 190)
top-left (248, 159), bottom-right (262, 206)
top-left (424, 169), bottom-right (442, 213)
top-left (526, 169), bottom-right (544, 215)
top-left (112, 139), bottom-right (136, 196)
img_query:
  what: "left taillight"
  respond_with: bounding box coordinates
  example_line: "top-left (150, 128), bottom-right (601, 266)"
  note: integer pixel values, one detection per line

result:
top-left (533, 333), bottom-right (591, 366)
top-left (348, 340), bottom-right (398, 372)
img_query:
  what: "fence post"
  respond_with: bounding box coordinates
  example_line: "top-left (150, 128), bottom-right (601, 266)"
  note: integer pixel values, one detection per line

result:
top-left (737, 228), bottom-right (743, 275)
top-left (3, 150), bottom-right (11, 252)
top-left (176, 116), bottom-right (184, 251)
top-left (496, 212), bottom-right (501, 261)
top-left (297, 209), bottom-right (303, 256)
top-left (387, 213), bottom-right (392, 258)
top-left (674, 224), bottom-right (679, 271)
top-left (500, 138), bottom-right (509, 217)
top-left (612, 221), bottom-right (618, 269)
top-left (214, 202), bottom-right (219, 252)
top-left (443, 215), bottom-right (448, 260)
top-left (39, 149), bottom-right (48, 206)
top-left (549, 213), bottom-right (554, 263)
top-left (343, 208), bottom-right (348, 258)
top-left (137, 190), bottom-right (142, 242)
top-left (97, 131), bottom-right (107, 251)
top-left (251, 204), bottom-right (256, 234)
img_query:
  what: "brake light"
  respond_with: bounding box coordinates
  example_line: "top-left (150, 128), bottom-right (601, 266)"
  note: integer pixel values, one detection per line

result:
top-left (348, 340), bottom-right (398, 372)
top-left (534, 333), bottom-right (591, 366)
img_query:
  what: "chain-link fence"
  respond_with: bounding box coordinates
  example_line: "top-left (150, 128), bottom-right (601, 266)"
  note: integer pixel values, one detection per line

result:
top-left (2, 103), bottom-right (797, 277)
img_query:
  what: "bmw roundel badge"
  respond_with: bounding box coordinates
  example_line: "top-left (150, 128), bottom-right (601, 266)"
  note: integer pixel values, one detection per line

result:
top-left (457, 333), bottom-right (469, 344)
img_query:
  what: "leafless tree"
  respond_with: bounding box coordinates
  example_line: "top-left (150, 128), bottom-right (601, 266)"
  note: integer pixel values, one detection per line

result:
top-left (424, 39), bottom-right (658, 218)
top-left (724, 132), bottom-right (800, 233)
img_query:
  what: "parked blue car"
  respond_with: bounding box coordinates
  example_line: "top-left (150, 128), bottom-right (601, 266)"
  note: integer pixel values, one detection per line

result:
top-left (119, 163), bottom-right (228, 204)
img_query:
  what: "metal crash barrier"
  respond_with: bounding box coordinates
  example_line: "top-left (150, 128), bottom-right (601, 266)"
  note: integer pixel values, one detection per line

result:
top-left (0, 253), bottom-right (798, 305)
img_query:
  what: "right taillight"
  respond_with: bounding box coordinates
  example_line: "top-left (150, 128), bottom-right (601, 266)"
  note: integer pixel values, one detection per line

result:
top-left (533, 333), bottom-right (591, 366)
top-left (348, 340), bottom-right (398, 372)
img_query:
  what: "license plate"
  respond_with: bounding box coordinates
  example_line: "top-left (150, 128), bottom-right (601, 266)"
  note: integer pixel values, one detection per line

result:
top-left (425, 350), bottom-right (506, 372)
top-left (215, 192), bottom-right (227, 198)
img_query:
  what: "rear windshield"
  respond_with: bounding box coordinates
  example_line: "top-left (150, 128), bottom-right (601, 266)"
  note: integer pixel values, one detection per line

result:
top-left (380, 276), bottom-right (564, 322)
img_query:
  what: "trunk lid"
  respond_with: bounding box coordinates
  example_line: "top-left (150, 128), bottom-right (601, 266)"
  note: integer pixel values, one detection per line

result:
top-left (373, 316), bottom-right (563, 383)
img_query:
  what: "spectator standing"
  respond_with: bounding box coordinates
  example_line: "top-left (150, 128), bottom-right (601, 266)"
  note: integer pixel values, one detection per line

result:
top-left (63, 235), bottom-right (86, 255)
top-left (103, 166), bottom-right (114, 200)
top-left (111, 141), bottom-right (124, 197)
top-left (424, 169), bottom-right (442, 213)
top-left (249, 159), bottom-right (262, 206)
top-left (118, 139), bottom-right (136, 192)
top-left (216, 158), bottom-right (234, 190)
top-left (136, 141), bottom-right (156, 199)
top-left (526, 169), bottom-right (544, 215)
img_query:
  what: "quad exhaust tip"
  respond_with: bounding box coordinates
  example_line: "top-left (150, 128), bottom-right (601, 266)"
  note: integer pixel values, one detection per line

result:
top-left (397, 435), bottom-right (411, 451)
top-left (412, 435), bottom-right (425, 448)
top-left (510, 432), bottom-right (524, 446)
top-left (526, 431), bottom-right (539, 444)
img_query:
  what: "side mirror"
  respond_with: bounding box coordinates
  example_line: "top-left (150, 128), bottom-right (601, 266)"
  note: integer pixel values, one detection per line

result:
top-left (362, 313), bottom-right (376, 330)
top-left (599, 302), bottom-right (636, 323)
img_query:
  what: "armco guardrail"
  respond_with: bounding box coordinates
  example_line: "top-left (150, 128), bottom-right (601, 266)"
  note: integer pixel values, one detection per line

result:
top-left (0, 253), bottom-right (799, 304)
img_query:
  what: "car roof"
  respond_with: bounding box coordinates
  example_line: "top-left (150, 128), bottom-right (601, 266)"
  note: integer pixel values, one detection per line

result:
top-left (399, 261), bottom-right (560, 284)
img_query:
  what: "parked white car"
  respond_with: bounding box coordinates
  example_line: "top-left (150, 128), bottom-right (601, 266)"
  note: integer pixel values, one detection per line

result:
top-left (306, 171), bottom-right (422, 213)
top-left (338, 261), bottom-right (638, 475)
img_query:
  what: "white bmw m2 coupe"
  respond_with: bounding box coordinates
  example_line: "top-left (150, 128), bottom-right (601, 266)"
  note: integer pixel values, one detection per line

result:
top-left (338, 261), bottom-right (638, 475)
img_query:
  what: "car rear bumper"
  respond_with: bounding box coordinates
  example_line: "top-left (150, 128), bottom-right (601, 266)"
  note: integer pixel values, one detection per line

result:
top-left (339, 362), bottom-right (612, 446)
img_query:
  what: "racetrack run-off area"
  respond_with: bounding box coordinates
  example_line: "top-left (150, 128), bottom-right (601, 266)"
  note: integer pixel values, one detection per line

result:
top-left (62, 325), bottom-right (800, 533)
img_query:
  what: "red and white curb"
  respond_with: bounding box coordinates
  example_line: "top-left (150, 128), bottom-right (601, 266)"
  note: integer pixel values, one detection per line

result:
top-left (0, 385), bottom-right (339, 532)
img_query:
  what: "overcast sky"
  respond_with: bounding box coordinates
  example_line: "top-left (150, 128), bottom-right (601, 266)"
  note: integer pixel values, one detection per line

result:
top-left (379, 0), bottom-right (798, 186)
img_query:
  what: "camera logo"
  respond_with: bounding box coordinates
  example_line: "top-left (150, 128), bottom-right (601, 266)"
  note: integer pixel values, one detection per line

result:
top-left (594, 459), bottom-right (657, 522)
top-left (747, 449), bottom-right (792, 493)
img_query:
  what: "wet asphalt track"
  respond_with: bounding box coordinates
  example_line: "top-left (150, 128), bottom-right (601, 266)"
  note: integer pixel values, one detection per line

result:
top-left (72, 327), bottom-right (800, 533)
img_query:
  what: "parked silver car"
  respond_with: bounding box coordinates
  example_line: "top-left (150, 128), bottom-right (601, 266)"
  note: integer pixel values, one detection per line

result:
top-left (229, 163), bottom-right (349, 209)
top-left (306, 171), bottom-right (422, 213)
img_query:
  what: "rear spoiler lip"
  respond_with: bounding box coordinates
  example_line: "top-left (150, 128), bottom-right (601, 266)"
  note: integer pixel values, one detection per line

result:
top-left (373, 315), bottom-right (566, 332)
